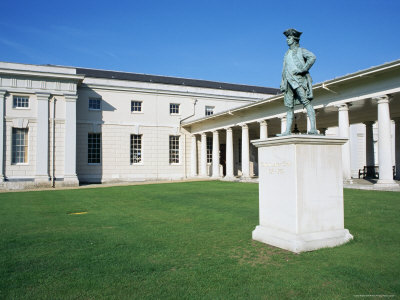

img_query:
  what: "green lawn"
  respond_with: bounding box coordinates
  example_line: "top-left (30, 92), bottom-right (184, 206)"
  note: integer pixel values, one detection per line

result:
top-left (0, 181), bottom-right (399, 299)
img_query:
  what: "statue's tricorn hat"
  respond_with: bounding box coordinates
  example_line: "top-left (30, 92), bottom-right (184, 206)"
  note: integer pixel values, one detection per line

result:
top-left (283, 28), bottom-right (302, 40)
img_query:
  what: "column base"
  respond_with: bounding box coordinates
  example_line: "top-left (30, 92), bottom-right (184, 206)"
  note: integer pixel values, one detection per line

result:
top-left (252, 225), bottom-right (353, 253)
top-left (375, 179), bottom-right (399, 188)
top-left (63, 175), bottom-right (79, 187)
top-left (222, 176), bottom-right (237, 181)
top-left (34, 175), bottom-right (51, 187)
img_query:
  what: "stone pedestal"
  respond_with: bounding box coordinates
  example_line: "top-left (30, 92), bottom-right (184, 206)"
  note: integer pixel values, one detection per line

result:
top-left (251, 135), bottom-right (353, 253)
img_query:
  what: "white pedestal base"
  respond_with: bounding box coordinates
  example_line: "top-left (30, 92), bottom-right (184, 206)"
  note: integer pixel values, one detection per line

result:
top-left (252, 225), bottom-right (353, 253)
top-left (251, 135), bottom-right (353, 253)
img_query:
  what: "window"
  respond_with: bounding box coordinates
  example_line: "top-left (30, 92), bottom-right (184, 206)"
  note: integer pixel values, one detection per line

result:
top-left (130, 134), bottom-right (142, 163)
top-left (206, 136), bottom-right (212, 163)
top-left (170, 103), bottom-right (180, 115)
top-left (169, 135), bottom-right (180, 163)
top-left (88, 133), bottom-right (101, 164)
top-left (12, 128), bottom-right (28, 164)
top-left (13, 96), bottom-right (29, 108)
top-left (89, 99), bottom-right (101, 110)
top-left (131, 101), bottom-right (142, 112)
top-left (205, 106), bottom-right (214, 116)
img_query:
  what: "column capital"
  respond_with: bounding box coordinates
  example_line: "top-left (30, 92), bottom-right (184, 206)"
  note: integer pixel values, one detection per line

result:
top-left (373, 94), bottom-right (393, 104)
top-left (279, 115), bottom-right (287, 120)
top-left (258, 120), bottom-right (268, 125)
top-left (200, 132), bottom-right (207, 137)
top-left (225, 127), bottom-right (232, 132)
top-left (239, 123), bottom-right (248, 129)
top-left (64, 94), bottom-right (78, 102)
top-left (0, 90), bottom-right (7, 98)
top-left (336, 103), bottom-right (350, 111)
top-left (36, 93), bottom-right (51, 101)
top-left (212, 130), bottom-right (219, 135)
top-left (363, 121), bottom-right (375, 126)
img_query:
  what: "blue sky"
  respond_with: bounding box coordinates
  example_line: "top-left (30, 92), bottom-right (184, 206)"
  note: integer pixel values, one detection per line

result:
top-left (1, 0), bottom-right (399, 88)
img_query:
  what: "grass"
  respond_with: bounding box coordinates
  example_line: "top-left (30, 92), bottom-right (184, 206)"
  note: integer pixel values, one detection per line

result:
top-left (0, 181), bottom-right (399, 299)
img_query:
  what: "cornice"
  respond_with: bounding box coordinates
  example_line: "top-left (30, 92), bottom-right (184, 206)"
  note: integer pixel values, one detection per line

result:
top-left (0, 68), bottom-right (84, 81)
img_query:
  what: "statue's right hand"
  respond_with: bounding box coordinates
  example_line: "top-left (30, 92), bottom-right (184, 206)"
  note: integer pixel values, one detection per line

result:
top-left (280, 86), bottom-right (286, 92)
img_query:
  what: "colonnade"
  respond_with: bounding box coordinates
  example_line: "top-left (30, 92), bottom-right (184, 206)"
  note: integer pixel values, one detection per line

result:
top-left (190, 121), bottom-right (269, 179)
top-left (189, 94), bottom-right (399, 186)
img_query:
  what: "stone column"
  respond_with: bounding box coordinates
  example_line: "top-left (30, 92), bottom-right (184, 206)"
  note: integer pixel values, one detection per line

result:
top-left (363, 121), bottom-right (375, 166)
top-left (190, 134), bottom-right (197, 177)
top-left (212, 130), bottom-right (220, 178)
top-left (64, 94), bottom-right (79, 185)
top-left (200, 133), bottom-right (207, 176)
top-left (225, 127), bottom-right (234, 178)
top-left (35, 93), bottom-right (51, 185)
top-left (280, 116), bottom-right (286, 134)
top-left (338, 104), bottom-right (352, 182)
top-left (241, 124), bottom-right (250, 178)
top-left (259, 120), bottom-right (268, 139)
top-left (0, 90), bottom-right (6, 182)
top-left (375, 96), bottom-right (397, 186)
top-left (394, 118), bottom-right (400, 180)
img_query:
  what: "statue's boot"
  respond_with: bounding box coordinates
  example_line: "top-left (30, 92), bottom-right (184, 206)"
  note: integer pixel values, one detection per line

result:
top-left (306, 104), bottom-right (319, 135)
top-left (276, 110), bottom-right (293, 136)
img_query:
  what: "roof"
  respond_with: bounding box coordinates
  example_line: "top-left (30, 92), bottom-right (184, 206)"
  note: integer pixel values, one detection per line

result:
top-left (76, 67), bottom-right (280, 95)
top-left (182, 58), bottom-right (400, 126)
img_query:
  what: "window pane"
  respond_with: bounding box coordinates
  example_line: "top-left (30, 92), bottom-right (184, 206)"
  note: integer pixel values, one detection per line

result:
top-left (169, 135), bottom-right (179, 163)
top-left (130, 134), bottom-right (142, 163)
top-left (12, 128), bottom-right (28, 163)
top-left (13, 96), bottom-right (29, 108)
top-left (131, 101), bottom-right (142, 112)
top-left (170, 103), bottom-right (180, 114)
top-left (88, 133), bottom-right (101, 163)
top-left (89, 99), bottom-right (101, 110)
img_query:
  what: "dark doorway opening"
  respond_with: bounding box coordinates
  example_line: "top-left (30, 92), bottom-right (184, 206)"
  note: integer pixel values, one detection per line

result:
top-left (220, 144), bottom-right (226, 176)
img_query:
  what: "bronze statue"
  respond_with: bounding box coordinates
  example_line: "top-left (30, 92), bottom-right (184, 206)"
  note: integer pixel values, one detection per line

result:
top-left (278, 28), bottom-right (318, 135)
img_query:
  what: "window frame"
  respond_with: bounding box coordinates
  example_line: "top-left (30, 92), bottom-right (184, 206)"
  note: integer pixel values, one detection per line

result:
top-left (88, 133), bottom-right (102, 165)
top-left (169, 103), bottom-right (180, 115)
top-left (130, 134), bottom-right (143, 164)
top-left (11, 128), bottom-right (29, 164)
top-left (12, 96), bottom-right (30, 109)
top-left (169, 135), bottom-right (180, 164)
top-left (88, 98), bottom-right (102, 111)
top-left (131, 100), bottom-right (143, 113)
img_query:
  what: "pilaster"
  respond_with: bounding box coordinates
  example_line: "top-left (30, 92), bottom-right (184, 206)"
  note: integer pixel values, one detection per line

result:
top-left (0, 90), bottom-right (6, 183)
top-left (64, 94), bottom-right (79, 186)
top-left (35, 93), bottom-right (51, 185)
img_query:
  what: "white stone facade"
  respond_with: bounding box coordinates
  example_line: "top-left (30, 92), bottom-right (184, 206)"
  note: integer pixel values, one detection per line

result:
top-left (0, 61), bottom-right (274, 188)
top-left (1, 59), bottom-right (399, 190)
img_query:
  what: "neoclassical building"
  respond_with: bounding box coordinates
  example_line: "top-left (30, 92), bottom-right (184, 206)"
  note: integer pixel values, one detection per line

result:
top-left (0, 59), bottom-right (399, 189)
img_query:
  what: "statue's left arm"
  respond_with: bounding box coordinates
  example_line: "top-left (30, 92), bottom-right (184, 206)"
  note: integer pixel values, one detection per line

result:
top-left (301, 48), bottom-right (316, 73)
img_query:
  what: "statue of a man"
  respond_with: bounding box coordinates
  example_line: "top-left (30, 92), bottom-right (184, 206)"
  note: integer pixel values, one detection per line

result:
top-left (279, 28), bottom-right (318, 135)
